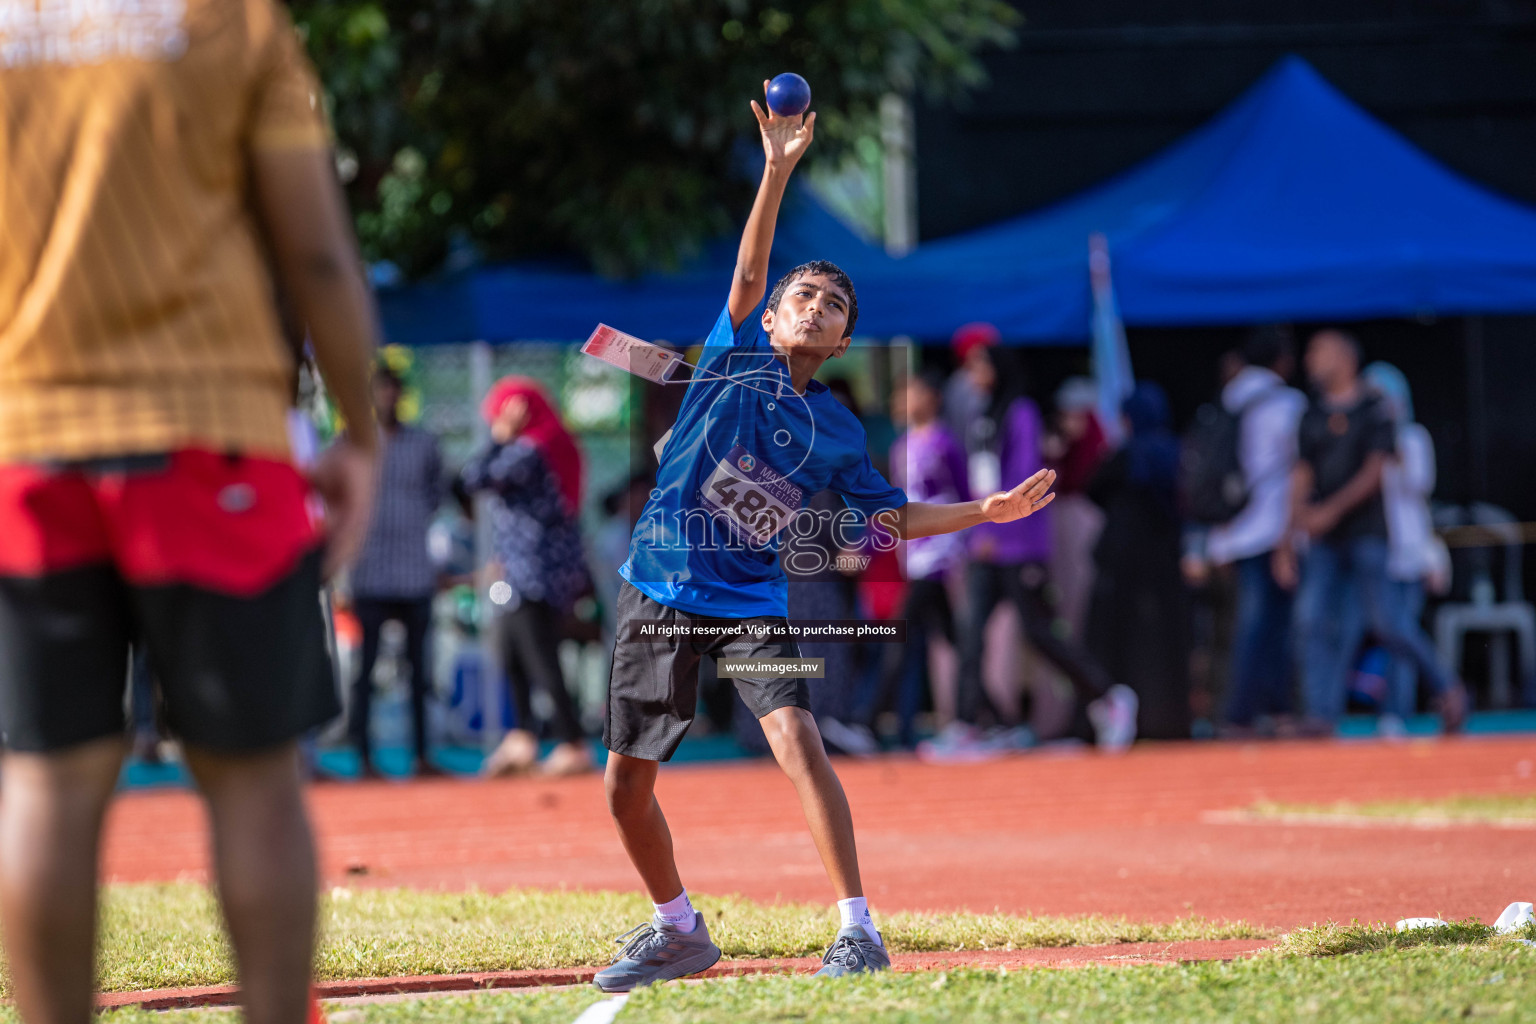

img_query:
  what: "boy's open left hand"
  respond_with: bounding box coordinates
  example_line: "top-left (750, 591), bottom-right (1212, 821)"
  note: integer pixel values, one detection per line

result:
top-left (751, 80), bottom-right (815, 169)
top-left (979, 469), bottom-right (1057, 524)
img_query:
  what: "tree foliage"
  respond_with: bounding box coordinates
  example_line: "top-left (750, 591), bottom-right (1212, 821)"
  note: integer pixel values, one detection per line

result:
top-left (290, 0), bottom-right (1018, 278)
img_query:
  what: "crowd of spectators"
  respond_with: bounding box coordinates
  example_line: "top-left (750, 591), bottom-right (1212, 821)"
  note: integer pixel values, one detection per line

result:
top-left (1183, 326), bottom-right (1464, 739)
top-left (322, 320), bottom-right (1468, 776)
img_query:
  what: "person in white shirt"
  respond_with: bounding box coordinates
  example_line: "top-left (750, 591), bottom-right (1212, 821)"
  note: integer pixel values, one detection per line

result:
top-left (1361, 362), bottom-right (1449, 726)
top-left (1202, 327), bottom-right (1307, 731)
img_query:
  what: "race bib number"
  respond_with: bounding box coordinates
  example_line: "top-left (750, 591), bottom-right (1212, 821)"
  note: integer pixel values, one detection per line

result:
top-left (700, 445), bottom-right (803, 547)
top-left (582, 324), bottom-right (684, 383)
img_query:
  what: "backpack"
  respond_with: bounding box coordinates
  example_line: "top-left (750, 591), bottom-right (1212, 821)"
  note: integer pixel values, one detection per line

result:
top-left (1179, 387), bottom-right (1276, 525)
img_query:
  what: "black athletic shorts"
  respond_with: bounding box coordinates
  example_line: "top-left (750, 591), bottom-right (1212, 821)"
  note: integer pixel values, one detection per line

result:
top-left (605, 581), bottom-right (811, 761)
top-left (0, 451), bottom-right (339, 753)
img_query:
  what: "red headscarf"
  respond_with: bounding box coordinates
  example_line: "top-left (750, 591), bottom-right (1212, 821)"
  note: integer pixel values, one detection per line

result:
top-left (950, 321), bottom-right (1000, 363)
top-left (480, 376), bottom-right (583, 514)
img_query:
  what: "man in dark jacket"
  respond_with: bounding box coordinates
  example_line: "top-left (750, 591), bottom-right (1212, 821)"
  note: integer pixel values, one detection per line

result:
top-left (1276, 329), bottom-right (1467, 734)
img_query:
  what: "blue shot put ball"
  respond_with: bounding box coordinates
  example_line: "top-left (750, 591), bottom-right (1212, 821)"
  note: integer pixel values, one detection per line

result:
top-left (766, 73), bottom-right (811, 117)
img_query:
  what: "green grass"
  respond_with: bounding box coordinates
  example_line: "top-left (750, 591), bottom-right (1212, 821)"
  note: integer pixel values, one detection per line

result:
top-left (85, 945), bottom-right (1536, 1023)
top-left (1274, 918), bottom-right (1536, 958)
top-left (32, 887), bottom-right (1536, 1022)
top-left (1245, 792), bottom-right (1536, 825)
top-left (51, 885), bottom-right (1536, 1022)
top-left (74, 883), bottom-right (1270, 995)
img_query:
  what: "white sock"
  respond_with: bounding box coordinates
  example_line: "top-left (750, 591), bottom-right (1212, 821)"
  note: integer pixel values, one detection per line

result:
top-left (654, 889), bottom-right (697, 933)
top-left (838, 896), bottom-right (882, 946)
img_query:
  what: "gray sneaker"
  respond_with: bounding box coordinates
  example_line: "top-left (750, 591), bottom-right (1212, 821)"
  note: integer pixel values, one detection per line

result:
top-left (813, 925), bottom-right (892, 978)
top-left (592, 913), bottom-right (721, 993)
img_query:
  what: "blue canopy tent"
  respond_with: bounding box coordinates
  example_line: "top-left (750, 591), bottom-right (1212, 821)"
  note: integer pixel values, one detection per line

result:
top-left (376, 185), bottom-right (899, 346)
top-left (1115, 57), bottom-right (1536, 328)
top-left (378, 57), bottom-right (1536, 345)
top-left (853, 55), bottom-right (1536, 340)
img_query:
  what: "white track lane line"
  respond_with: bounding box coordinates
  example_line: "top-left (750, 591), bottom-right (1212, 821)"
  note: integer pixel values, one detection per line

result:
top-left (572, 993), bottom-right (629, 1024)
top-left (1201, 809), bottom-right (1536, 830)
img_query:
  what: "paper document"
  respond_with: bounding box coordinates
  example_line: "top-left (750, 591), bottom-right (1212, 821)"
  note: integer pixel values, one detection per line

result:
top-left (582, 324), bottom-right (685, 383)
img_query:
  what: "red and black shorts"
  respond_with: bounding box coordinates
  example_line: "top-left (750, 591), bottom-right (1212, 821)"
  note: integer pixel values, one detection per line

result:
top-left (0, 450), bottom-right (339, 753)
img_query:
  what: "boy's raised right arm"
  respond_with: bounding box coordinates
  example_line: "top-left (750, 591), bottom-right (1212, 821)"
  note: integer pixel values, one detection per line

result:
top-left (727, 82), bottom-right (817, 331)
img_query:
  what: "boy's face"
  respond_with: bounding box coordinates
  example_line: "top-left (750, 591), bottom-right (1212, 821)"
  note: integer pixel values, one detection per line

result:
top-left (762, 273), bottom-right (852, 361)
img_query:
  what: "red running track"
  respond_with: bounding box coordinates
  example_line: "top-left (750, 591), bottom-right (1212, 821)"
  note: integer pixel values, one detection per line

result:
top-left (101, 737), bottom-right (1536, 929)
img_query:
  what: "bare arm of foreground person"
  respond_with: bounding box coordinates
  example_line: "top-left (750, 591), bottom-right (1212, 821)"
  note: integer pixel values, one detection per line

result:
top-left (251, 147), bottom-right (382, 577)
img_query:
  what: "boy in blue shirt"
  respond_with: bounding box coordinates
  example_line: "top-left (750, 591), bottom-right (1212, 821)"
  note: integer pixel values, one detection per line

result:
top-left (595, 83), bottom-right (1058, 992)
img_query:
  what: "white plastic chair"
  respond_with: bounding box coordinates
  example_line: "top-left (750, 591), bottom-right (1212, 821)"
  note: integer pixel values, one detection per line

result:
top-left (1433, 503), bottom-right (1536, 708)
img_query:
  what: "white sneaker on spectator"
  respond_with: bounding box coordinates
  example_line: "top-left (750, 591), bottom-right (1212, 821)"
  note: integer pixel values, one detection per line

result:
top-left (916, 722), bottom-right (1031, 762)
top-left (1088, 685), bottom-right (1138, 753)
top-left (1377, 714), bottom-right (1409, 741)
top-left (995, 725), bottom-right (1037, 751)
top-left (916, 721), bottom-right (989, 763)
top-left (818, 717), bottom-right (880, 758)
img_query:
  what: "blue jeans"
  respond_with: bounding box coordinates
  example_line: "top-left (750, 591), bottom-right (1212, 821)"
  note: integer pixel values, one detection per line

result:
top-left (1384, 580), bottom-right (1427, 718)
top-left (1224, 554), bottom-right (1294, 727)
top-left (1295, 536), bottom-right (1450, 723)
top-left (1336, 578), bottom-right (1427, 718)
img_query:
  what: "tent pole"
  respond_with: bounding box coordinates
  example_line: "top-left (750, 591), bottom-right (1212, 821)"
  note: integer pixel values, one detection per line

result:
top-left (469, 340), bottom-right (503, 758)
top-left (881, 93), bottom-right (917, 256)
top-left (1464, 316), bottom-right (1488, 502)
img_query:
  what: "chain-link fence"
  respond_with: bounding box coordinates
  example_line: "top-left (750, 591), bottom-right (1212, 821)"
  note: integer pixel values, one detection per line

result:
top-left (396, 342), bottom-right (638, 521)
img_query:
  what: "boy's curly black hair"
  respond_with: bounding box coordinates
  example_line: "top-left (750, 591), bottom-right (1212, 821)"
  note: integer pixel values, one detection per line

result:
top-left (765, 260), bottom-right (858, 338)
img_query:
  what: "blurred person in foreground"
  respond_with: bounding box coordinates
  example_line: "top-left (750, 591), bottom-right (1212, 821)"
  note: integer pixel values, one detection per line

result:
top-left (1193, 328), bottom-right (1306, 736)
top-left (1360, 362), bottom-right (1450, 732)
top-left (129, 647), bottom-right (169, 765)
top-left (1085, 383), bottom-right (1191, 740)
top-left (345, 365), bottom-right (445, 779)
top-left (463, 377), bottom-right (594, 777)
top-left (0, 3), bottom-right (379, 1023)
top-left (935, 331), bottom-right (1136, 756)
top-left (1275, 330), bottom-right (1466, 734)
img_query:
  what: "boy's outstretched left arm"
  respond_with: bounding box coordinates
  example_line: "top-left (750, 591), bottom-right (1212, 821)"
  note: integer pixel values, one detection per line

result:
top-left (727, 81), bottom-right (816, 331)
top-left (887, 469), bottom-right (1057, 540)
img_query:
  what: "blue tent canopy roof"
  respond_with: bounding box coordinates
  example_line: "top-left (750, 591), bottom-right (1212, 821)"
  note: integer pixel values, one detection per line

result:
top-left (377, 185), bottom-right (896, 347)
top-left (1116, 56), bottom-right (1536, 326)
top-left (379, 57), bottom-right (1536, 346)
